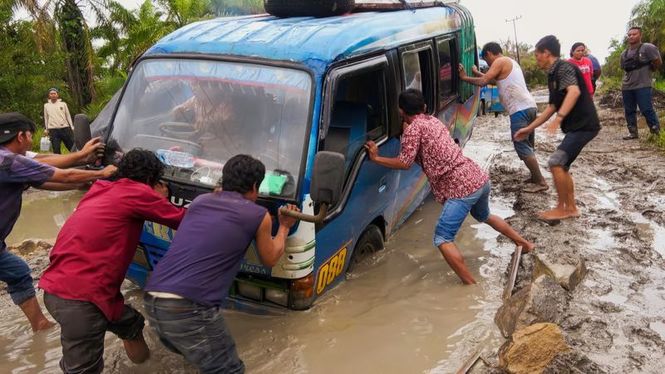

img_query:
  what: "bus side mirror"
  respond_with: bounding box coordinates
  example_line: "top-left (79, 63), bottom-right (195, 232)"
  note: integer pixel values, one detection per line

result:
top-left (73, 113), bottom-right (92, 150)
top-left (279, 151), bottom-right (345, 223)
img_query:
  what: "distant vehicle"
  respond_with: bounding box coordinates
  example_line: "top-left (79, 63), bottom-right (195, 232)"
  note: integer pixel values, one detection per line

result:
top-left (77, 0), bottom-right (482, 312)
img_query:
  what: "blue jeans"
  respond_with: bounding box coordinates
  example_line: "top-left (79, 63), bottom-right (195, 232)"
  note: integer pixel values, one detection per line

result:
top-left (510, 108), bottom-right (537, 158)
top-left (143, 294), bottom-right (245, 374)
top-left (433, 182), bottom-right (491, 246)
top-left (0, 250), bottom-right (35, 305)
top-left (622, 87), bottom-right (660, 134)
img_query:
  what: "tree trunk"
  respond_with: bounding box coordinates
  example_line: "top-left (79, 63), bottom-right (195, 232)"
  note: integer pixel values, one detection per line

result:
top-left (56, 0), bottom-right (95, 108)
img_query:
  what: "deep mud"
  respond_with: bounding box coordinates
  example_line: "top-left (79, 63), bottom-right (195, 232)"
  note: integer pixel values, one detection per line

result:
top-left (476, 104), bottom-right (665, 373)
top-left (1, 99), bottom-right (664, 373)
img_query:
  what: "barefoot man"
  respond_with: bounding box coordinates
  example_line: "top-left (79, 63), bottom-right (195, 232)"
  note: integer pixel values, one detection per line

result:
top-left (514, 35), bottom-right (601, 221)
top-left (459, 42), bottom-right (548, 193)
top-left (365, 89), bottom-right (535, 284)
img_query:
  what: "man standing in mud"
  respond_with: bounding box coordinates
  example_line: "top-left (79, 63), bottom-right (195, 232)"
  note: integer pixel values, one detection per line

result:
top-left (620, 26), bottom-right (662, 139)
top-left (514, 35), bottom-right (601, 221)
top-left (0, 112), bottom-right (115, 333)
top-left (39, 149), bottom-right (186, 373)
top-left (459, 42), bottom-right (548, 193)
top-left (365, 89), bottom-right (535, 285)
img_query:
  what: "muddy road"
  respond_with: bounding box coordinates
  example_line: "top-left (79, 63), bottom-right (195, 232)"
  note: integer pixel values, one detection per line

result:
top-left (1, 105), bottom-right (664, 373)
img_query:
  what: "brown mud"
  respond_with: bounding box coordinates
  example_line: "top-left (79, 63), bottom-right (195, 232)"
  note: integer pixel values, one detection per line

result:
top-left (1, 100), bottom-right (664, 373)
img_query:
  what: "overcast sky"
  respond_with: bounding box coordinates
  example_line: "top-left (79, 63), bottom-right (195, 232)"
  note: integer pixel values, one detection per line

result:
top-left (113, 0), bottom-right (641, 63)
top-left (461, 0), bottom-right (642, 63)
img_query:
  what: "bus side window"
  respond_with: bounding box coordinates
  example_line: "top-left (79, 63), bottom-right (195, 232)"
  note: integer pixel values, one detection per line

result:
top-left (323, 68), bottom-right (387, 176)
top-left (436, 37), bottom-right (457, 110)
top-left (401, 47), bottom-right (434, 114)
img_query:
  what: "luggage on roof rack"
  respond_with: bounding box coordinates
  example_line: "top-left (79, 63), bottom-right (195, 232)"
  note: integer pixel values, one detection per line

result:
top-left (263, 0), bottom-right (458, 18)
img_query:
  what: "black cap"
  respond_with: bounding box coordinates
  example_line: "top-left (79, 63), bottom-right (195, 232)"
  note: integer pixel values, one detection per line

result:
top-left (0, 112), bottom-right (36, 144)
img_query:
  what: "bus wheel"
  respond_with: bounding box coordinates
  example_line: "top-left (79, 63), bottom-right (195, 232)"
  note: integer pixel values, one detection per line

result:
top-left (264, 0), bottom-right (355, 18)
top-left (346, 225), bottom-right (384, 274)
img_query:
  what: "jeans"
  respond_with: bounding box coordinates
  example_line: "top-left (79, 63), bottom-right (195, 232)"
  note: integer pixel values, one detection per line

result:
top-left (0, 250), bottom-right (35, 305)
top-left (48, 127), bottom-right (75, 154)
top-left (510, 108), bottom-right (537, 158)
top-left (433, 181), bottom-right (491, 246)
top-left (622, 87), bottom-right (661, 134)
top-left (44, 292), bottom-right (145, 374)
top-left (143, 294), bottom-right (245, 374)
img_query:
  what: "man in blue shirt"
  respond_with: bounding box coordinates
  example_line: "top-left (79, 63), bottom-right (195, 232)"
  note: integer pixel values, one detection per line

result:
top-left (0, 112), bottom-right (115, 332)
top-left (144, 154), bottom-right (300, 373)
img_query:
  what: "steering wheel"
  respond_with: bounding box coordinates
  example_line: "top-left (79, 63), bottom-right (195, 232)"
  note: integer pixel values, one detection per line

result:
top-left (159, 122), bottom-right (200, 141)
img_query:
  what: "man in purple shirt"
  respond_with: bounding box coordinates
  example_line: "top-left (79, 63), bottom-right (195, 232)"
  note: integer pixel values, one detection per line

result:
top-left (144, 154), bottom-right (300, 373)
top-left (0, 112), bottom-right (115, 332)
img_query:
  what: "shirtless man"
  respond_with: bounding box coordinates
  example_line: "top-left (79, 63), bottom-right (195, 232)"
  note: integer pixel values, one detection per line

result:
top-left (459, 42), bottom-right (548, 193)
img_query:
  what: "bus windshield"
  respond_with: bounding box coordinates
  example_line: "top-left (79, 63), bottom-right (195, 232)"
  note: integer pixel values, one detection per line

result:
top-left (107, 58), bottom-right (312, 199)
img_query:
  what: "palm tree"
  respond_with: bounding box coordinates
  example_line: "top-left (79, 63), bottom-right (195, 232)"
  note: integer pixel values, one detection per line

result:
top-left (211, 0), bottom-right (263, 16)
top-left (630, 0), bottom-right (665, 56)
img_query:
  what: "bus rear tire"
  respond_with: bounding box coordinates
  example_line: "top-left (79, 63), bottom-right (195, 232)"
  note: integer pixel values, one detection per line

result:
top-left (346, 224), bottom-right (384, 273)
top-left (264, 0), bottom-right (355, 18)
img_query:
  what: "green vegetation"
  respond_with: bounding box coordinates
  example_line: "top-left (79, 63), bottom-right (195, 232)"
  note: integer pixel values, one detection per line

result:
top-left (0, 0), bottom-right (263, 132)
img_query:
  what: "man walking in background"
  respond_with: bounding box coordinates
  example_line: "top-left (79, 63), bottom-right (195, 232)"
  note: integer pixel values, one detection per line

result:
top-left (44, 88), bottom-right (75, 153)
top-left (459, 42), bottom-right (548, 193)
top-left (621, 26), bottom-right (662, 139)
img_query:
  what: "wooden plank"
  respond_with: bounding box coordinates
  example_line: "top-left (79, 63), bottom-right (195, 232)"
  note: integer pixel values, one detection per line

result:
top-left (455, 346), bottom-right (484, 374)
top-left (503, 246), bottom-right (523, 300)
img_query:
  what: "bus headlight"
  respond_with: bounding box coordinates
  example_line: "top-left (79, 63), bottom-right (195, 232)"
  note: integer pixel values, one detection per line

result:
top-left (265, 288), bottom-right (289, 307)
top-left (237, 281), bottom-right (263, 301)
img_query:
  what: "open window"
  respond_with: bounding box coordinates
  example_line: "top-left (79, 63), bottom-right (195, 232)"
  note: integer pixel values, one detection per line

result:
top-left (436, 36), bottom-right (458, 110)
top-left (322, 57), bottom-right (388, 177)
top-left (400, 43), bottom-right (435, 114)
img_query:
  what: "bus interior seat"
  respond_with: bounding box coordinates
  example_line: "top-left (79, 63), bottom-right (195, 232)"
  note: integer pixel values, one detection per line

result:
top-left (324, 101), bottom-right (368, 170)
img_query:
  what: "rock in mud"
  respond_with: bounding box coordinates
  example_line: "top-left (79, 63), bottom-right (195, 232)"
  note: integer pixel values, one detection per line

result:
top-left (8, 239), bottom-right (53, 256)
top-left (498, 323), bottom-right (570, 374)
top-left (542, 350), bottom-right (607, 374)
top-left (495, 275), bottom-right (569, 337)
top-left (533, 251), bottom-right (587, 291)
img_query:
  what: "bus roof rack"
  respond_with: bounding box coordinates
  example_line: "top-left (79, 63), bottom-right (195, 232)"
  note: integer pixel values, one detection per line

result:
top-left (354, 0), bottom-right (459, 11)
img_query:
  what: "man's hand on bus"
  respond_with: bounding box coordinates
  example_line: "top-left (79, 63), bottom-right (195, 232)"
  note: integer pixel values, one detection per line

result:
top-left (364, 140), bottom-right (379, 161)
top-left (458, 63), bottom-right (468, 79)
top-left (278, 204), bottom-right (300, 229)
top-left (80, 137), bottom-right (105, 164)
top-left (154, 181), bottom-right (169, 198)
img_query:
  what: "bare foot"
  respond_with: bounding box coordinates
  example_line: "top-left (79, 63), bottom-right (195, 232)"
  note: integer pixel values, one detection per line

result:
top-left (523, 183), bottom-right (549, 193)
top-left (123, 335), bottom-right (150, 364)
top-left (33, 319), bottom-right (55, 333)
top-left (566, 208), bottom-right (581, 218)
top-left (537, 208), bottom-right (572, 221)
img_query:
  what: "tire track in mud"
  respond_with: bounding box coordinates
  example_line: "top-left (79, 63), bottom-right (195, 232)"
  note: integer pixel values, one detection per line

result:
top-left (474, 107), bottom-right (665, 373)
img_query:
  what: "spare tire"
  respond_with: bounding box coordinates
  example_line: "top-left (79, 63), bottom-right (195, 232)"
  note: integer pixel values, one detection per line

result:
top-left (264, 0), bottom-right (355, 18)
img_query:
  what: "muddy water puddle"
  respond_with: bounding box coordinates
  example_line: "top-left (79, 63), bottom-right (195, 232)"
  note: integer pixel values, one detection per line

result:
top-left (1, 143), bottom-right (510, 373)
top-left (1, 194), bottom-right (509, 373)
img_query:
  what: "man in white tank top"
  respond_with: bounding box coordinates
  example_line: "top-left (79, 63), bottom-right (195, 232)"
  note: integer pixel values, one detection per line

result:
top-left (460, 42), bottom-right (548, 193)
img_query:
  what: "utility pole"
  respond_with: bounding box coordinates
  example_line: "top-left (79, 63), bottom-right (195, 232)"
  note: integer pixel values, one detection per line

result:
top-left (505, 15), bottom-right (522, 65)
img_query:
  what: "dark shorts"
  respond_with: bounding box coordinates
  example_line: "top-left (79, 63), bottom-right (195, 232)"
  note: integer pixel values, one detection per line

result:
top-left (548, 130), bottom-right (599, 170)
top-left (44, 292), bottom-right (145, 374)
top-left (510, 108), bottom-right (538, 158)
top-left (144, 293), bottom-right (245, 374)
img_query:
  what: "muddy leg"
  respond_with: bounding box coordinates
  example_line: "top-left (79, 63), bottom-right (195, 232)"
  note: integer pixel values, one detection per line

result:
top-left (437, 243), bottom-right (476, 284)
top-left (538, 166), bottom-right (573, 220)
top-left (521, 155), bottom-right (547, 186)
top-left (19, 297), bottom-right (55, 332)
top-left (123, 333), bottom-right (150, 364)
top-left (563, 169), bottom-right (579, 217)
top-left (484, 215), bottom-right (535, 252)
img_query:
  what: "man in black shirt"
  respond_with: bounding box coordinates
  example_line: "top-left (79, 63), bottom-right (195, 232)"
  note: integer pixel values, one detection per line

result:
top-left (514, 35), bottom-right (601, 221)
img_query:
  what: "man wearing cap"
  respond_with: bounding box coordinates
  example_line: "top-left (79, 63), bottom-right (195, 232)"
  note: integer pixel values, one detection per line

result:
top-left (44, 88), bottom-right (75, 154)
top-left (0, 112), bottom-right (116, 332)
